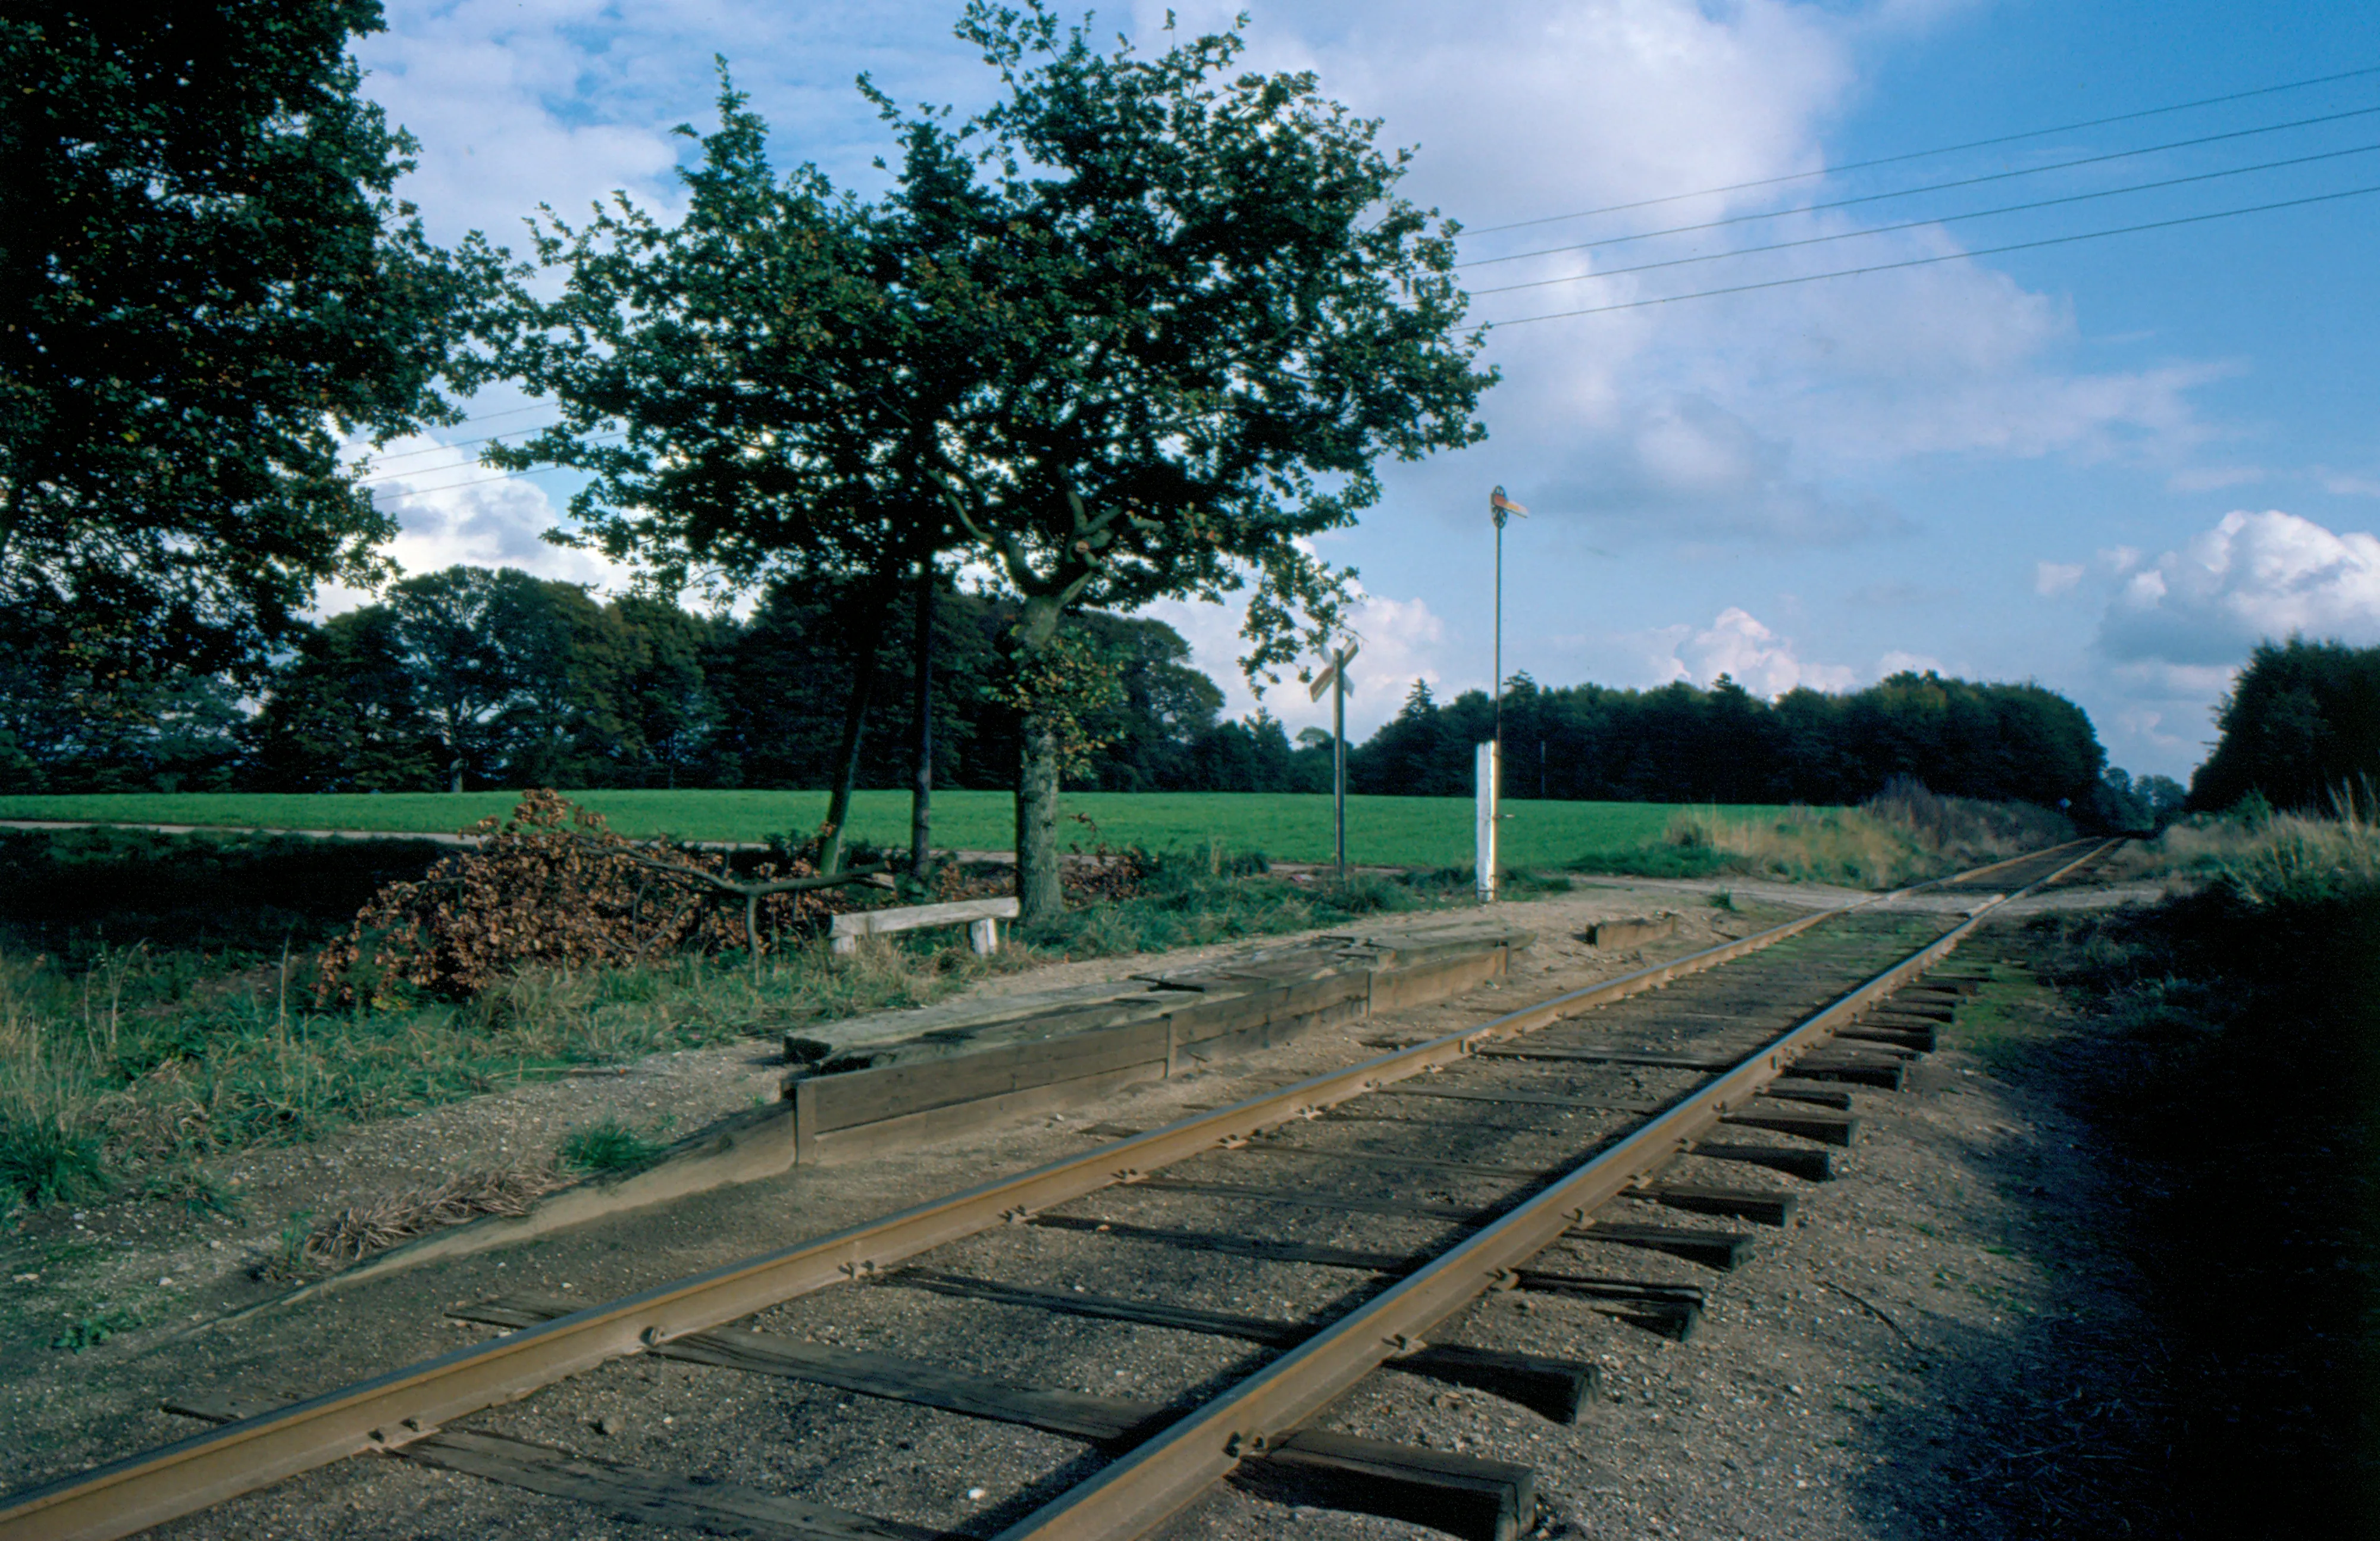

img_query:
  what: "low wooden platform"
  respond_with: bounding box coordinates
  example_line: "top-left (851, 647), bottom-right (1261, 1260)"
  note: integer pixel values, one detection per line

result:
top-left (778, 916), bottom-right (1535, 1166)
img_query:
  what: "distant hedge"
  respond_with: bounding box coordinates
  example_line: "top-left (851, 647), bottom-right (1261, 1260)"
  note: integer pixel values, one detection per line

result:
top-left (1351, 671), bottom-right (2107, 812)
top-left (2191, 638), bottom-right (2380, 813)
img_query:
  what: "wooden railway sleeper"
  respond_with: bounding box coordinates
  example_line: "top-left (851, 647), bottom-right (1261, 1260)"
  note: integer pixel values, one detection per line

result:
top-left (884, 1271), bottom-right (1598, 1424)
top-left (167, 1395), bottom-right (942, 1541)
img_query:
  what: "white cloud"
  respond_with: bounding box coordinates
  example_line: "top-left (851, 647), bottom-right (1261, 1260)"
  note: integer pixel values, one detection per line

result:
top-left (1141, 584), bottom-right (1451, 739)
top-left (2097, 509), bottom-right (2380, 667)
top-left (317, 429), bottom-right (623, 615)
top-left (2320, 470), bottom-right (2380, 498)
top-left (1878, 649), bottom-right (1943, 675)
top-left (2070, 509), bottom-right (2380, 779)
top-left (1646, 606), bottom-right (1855, 697)
top-left (1105, 4), bottom-right (2232, 555)
top-left (1526, 393), bottom-right (1905, 546)
top-left (2112, 706), bottom-right (2188, 754)
top-left (2033, 561), bottom-right (2084, 597)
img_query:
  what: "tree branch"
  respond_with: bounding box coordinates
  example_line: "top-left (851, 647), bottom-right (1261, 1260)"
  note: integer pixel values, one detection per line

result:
top-left (595, 841), bottom-right (894, 900)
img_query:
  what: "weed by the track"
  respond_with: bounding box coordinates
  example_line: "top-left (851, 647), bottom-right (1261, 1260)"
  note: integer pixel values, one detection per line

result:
top-left (558, 1119), bottom-right (667, 1174)
top-left (0, 936), bottom-right (1025, 1216)
top-left (0, 1094), bottom-right (107, 1210)
top-left (139, 1161), bottom-right (243, 1220)
top-left (296, 1167), bottom-right (563, 1270)
top-left (1019, 854), bottom-right (1442, 957)
top-left (1947, 962), bottom-right (2063, 1079)
top-left (2104, 796), bottom-right (2380, 901)
top-left (255, 1211), bottom-right (315, 1283)
top-left (52, 1304), bottom-right (143, 1352)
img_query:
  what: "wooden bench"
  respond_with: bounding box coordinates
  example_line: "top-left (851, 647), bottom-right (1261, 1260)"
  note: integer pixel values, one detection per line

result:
top-left (830, 897), bottom-right (1020, 957)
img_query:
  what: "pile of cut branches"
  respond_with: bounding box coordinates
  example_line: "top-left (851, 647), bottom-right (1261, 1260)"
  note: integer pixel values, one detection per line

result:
top-left (315, 791), bottom-right (882, 1004)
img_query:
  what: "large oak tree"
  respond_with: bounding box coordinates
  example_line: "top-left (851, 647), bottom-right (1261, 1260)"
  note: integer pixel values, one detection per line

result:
top-left (491, 4), bottom-right (1492, 920)
top-left (885, 5), bottom-right (1492, 919)
top-left (0, 2), bottom-right (493, 676)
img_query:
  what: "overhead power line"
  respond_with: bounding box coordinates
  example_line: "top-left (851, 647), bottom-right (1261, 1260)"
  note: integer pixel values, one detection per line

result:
top-left (419, 400), bottom-right (559, 430)
top-left (1465, 139), bottom-right (2380, 297)
top-left (364, 463), bottom-right (569, 503)
top-left (357, 421), bottom-right (569, 469)
top-left (1464, 62), bottom-right (2380, 236)
top-left (1460, 101), bottom-right (2380, 268)
top-left (362, 437), bottom-right (626, 502)
top-left (1481, 180), bottom-right (2380, 327)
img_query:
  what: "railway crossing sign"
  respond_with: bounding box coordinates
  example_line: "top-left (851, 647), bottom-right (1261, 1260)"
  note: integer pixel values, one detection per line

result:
top-left (1308, 639), bottom-right (1359, 701)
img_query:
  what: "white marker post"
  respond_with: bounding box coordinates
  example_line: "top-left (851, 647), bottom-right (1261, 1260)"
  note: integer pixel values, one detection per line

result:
top-left (1476, 739), bottom-right (1499, 903)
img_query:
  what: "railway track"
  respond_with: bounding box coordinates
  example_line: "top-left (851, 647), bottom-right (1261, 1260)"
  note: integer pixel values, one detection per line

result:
top-left (0, 838), bottom-right (2119, 1541)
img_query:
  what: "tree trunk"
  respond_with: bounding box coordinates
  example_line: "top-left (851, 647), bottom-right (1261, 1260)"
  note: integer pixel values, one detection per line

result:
top-left (1016, 709), bottom-right (1063, 925)
top-left (1011, 593), bottom-right (1067, 926)
top-left (908, 559), bottom-right (936, 881)
top-left (818, 591), bottom-right (891, 876)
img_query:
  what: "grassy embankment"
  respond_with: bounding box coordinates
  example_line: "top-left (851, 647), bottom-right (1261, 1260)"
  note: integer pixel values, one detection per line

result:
top-left (2016, 806), bottom-right (2380, 1535)
top-left (0, 823), bottom-right (1446, 1219)
top-left (1649, 781), bottom-right (2071, 888)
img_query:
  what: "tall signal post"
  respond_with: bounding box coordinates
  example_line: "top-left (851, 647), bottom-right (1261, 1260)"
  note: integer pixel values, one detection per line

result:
top-left (1483, 486), bottom-right (1527, 902)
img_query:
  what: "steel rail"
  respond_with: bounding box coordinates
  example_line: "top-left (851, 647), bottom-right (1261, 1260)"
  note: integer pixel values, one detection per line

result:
top-left (1909, 837), bottom-right (2099, 891)
top-left (0, 845), bottom-right (2093, 1541)
top-left (988, 838), bottom-right (2117, 1541)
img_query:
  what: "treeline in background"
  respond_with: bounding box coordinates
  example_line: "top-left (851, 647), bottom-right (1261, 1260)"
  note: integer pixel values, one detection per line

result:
top-left (0, 562), bottom-right (2201, 825)
top-left (2188, 638), bottom-right (2380, 815)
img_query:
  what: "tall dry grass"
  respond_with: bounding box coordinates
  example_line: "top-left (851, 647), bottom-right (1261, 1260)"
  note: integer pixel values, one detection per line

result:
top-left (0, 936), bottom-right (1026, 1216)
top-left (2107, 797), bottom-right (2380, 906)
top-left (1662, 779), bottom-right (2072, 888)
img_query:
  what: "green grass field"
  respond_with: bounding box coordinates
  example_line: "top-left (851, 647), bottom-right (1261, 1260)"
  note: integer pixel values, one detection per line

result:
top-left (0, 790), bottom-right (1795, 870)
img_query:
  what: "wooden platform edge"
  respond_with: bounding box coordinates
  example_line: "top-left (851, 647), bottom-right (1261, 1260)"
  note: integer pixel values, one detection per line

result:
top-left (788, 935), bottom-right (1523, 1167)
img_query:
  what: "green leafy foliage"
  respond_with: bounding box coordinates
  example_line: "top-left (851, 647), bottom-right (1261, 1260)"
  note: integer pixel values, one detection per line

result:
top-left (2190, 638), bottom-right (2380, 814)
top-left (1358, 669), bottom-right (2110, 813)
top-left (2039, 857), bottom-right (2380, 1533)
top-left (52, 1304), bottom-right (142, 1353)
top-left (486, 5), bottom-right (1494, 920)
top-left (0, 2), bottom-right (499, 678)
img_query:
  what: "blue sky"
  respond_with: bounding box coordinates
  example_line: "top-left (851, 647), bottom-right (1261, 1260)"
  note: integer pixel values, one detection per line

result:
top-left (345, 0), bottom-right (2380, 781)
